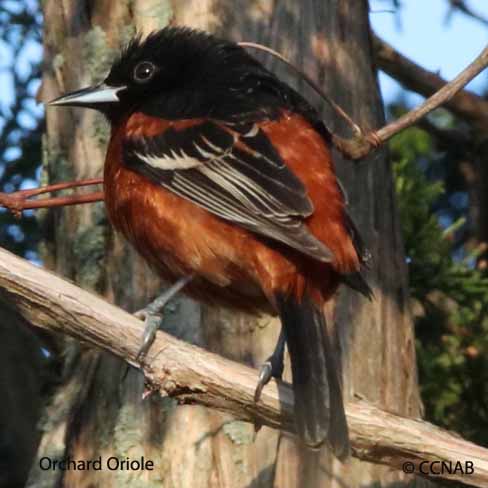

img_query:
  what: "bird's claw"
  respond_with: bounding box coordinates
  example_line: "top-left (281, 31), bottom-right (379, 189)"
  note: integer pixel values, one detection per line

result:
top-left (254, 361), bottom-right (273, 403)
top-left (135, 312), bottom-right (163, 361)
top-left (133, 275), bottom-right (194, 362)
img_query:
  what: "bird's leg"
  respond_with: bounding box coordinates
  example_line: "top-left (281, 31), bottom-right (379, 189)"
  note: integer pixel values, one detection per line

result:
top-left (134, 274), bottom-right (193, 361)
top-left (254, 327), bottom-right (286, 402)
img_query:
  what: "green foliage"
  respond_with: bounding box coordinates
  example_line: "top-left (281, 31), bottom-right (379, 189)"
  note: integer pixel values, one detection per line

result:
top-left (391, 128), bottom-right (448, 296)
top-left (391, 127), bottom-right (488, 446)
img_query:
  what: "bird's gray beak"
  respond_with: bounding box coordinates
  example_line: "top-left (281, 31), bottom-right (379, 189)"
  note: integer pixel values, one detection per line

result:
top-left (48, 83), bottom-right (126, 108)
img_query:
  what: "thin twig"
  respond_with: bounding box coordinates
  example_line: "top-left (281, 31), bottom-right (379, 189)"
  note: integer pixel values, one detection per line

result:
top-left (334, 43), bottom-right (488, 159)
top-left (0, 178), bottom-right (103, 216)
top-left (241, 39), bottom-right (488, 160)
top-left (373, 33), bottom-right (488, 133)
top-left (377, 44), bottom-right (488, 142)
top-left (12, 178), bottom-right (103, 198)
top-left (238, 41), bottom-right (363, 136)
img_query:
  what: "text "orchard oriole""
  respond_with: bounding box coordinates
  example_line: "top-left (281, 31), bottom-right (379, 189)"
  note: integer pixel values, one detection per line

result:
top-left (49, 26), bottom-right (372, 459)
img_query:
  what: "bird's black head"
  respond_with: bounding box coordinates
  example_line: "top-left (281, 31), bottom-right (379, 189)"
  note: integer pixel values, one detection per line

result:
top-left (49, 26), bottom-right (292, 123)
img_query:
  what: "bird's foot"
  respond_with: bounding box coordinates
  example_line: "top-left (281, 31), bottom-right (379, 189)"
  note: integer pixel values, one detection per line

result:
top-left (134, 275), bottom-right (193, 361)
top-left (254, 355), bottom-right (284, 402)
top-left (254, 328), bottom-right (286, 402)
top-left (134, 310), bottom-right (163, 362)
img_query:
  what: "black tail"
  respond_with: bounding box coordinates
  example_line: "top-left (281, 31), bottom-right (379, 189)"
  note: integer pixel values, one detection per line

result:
top-left (276, 292), bottom-right (349, 459)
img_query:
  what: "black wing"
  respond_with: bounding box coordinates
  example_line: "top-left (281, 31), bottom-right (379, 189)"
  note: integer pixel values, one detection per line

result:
top-left (123, 120), bottom-right (334, 262)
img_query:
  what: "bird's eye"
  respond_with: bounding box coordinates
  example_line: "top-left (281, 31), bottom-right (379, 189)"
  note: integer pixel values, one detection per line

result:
top-left (133, 61), bottom-right (156, 83)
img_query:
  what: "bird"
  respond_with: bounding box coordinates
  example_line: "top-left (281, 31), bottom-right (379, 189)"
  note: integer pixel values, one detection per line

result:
top-left (49, 26), bottom-right (372, 460)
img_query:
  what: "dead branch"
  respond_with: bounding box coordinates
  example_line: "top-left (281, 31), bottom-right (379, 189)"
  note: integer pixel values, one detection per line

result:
top-left (373, 33), bottom-right (488, 133)
top-left (0, 246), bottom-right (487, 487)
top-left (334, 41), bottom-right (488, 159)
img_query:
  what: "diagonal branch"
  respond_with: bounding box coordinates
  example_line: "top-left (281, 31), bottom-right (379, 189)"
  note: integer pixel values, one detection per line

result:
top-left (0, 246), bottom-right (487, 487)
top-left (372, 33), bottom-right (488, 133)
top-left (333, 41), bottom-right (488, 159)
top-left (240, 36), bottom-right (488, 159)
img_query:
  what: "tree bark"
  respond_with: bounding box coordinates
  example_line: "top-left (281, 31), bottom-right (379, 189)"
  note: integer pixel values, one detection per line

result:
top-left (32, 1), bottom-right (428, 486)
top-left (0, 312), bottom-right (45, 488)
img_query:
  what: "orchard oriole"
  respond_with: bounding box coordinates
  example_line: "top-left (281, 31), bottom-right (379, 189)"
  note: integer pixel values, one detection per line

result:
top-left (49, 26), bottom-right (372, 459)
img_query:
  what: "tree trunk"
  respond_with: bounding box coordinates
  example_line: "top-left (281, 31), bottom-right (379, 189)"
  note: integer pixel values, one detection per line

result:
top-left (0, 313), bottom-right (45, 488)
top-left (31, 1), bottom-right (428, 486)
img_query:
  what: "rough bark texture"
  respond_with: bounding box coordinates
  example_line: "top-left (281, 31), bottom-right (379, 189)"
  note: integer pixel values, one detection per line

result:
top-left (32, 1), bottom-right (427, 486)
